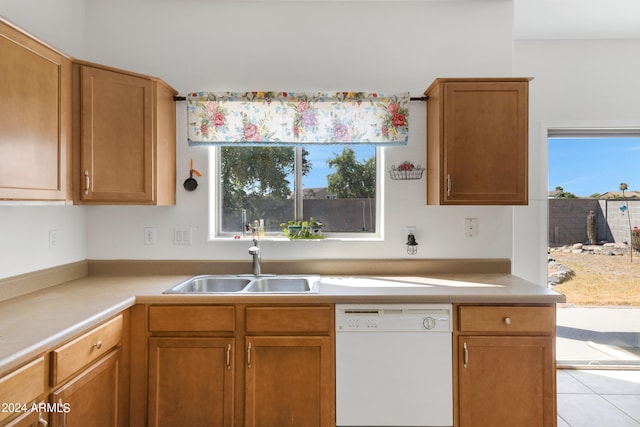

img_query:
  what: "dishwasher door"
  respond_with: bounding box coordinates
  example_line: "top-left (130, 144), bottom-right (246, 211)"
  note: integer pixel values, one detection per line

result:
top-left (336, 306), bottom-right (453, 426)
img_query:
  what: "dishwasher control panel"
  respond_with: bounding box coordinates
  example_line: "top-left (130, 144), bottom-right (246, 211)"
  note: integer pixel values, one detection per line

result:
top-left (336, 304), bottom-right (452, 332)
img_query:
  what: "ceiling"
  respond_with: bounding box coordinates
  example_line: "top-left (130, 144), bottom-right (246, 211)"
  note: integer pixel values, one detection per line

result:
top-left (514, 0), bottom-right (640, 40)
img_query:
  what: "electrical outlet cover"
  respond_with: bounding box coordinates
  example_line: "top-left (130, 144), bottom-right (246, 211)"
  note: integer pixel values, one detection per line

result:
top-left (144, 227), bottom-right (157, 245)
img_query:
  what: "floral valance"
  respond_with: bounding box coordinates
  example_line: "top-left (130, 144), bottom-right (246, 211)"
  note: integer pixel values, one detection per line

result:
top-left (187, 91), bottom-right (409, 146)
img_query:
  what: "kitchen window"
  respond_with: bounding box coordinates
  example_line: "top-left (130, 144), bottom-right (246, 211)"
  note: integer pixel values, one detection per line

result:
top-left (210, 145), bottom-right (382, 238)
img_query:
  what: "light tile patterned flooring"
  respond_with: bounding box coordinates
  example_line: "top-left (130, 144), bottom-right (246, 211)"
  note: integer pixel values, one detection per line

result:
top-left (557, 369), bottom-right (640, 426)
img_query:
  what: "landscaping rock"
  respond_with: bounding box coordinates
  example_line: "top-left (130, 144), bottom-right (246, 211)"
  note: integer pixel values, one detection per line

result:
top-left (547, 259), bottom-right (575, 286)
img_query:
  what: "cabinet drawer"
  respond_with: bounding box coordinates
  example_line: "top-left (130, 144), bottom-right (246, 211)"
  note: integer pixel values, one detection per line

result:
top-left (246, 306), bottom-right (332, 333)
top-left (0, 357), bottom-right (45, 424)
top-left (51, 314), bottom-right (123, 385)
top-left (458, 306), bottom-right (554, 334)
top-left (149, 306), bottom-right (235, 332)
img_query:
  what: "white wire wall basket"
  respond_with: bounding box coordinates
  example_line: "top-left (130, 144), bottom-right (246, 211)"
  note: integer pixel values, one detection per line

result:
top-left (388, 162), bottom-right (425, 180)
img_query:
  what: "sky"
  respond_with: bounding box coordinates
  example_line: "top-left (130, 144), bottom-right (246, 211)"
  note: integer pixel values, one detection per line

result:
top-left (300, 145), bottom-right (375, 189)
top-left (548, 137), bottom-right (640, 197)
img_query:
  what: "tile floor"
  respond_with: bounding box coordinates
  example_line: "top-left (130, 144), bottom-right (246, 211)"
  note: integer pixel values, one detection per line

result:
top-left (557, 369), bottom-right (640, 426)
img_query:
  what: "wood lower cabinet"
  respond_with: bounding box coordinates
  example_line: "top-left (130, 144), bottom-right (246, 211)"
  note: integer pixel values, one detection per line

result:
top-left (139, 304), bottom-right (334, 427)
top-left (0, 313), bottom-right (126, 427)
top-left (2, 406), bottom-right (45, 427)
top-left (455, 305), bottom-right (556, 427)
top-left (245, 336), bottom-right (332, 427)
top-left (74, 62), bottom-right (177, 205)
top-left (0, 18), bottom-right (71, 201)
top-left (147, 338), bottom-right (234, 427)
top-left (49, 349), bottom-right (120, 427)
top-left (0, 358), bottom-right (46, 426)
top-left (425, 78), bottom-right (530, 205)
top-left (458, 336), bottom-right (554, 426)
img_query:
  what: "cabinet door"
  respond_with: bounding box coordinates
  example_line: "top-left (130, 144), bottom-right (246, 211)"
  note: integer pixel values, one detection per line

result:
top-left (458, 336), bottom-right (555, 427)
top-left (50, 349), bottom-right (120, 427)
top-left (244, 336), bottom-right (333, 427)
top-left (3, 403), bottom-right (46, 427)
top-left (148, 338), bottom-right (234, 427)
top-left (0, 21), bottom-right (71, 201)
top-left (0, 357), bottom-right (45, 426)
top-left (443, 81), bottom-right (528, 204)
top-left (79, 66), bottom-right (153, 203)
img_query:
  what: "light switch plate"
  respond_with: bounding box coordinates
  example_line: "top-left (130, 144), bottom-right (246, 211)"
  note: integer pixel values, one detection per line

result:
top-left (174, 227), bottom-right (192, 245)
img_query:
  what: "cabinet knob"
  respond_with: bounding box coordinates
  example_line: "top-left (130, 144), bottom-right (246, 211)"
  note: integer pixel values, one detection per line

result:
top-left (93, 340), bottom-right (103, 350)
top-left (503, 317), bottom-right (512, 326)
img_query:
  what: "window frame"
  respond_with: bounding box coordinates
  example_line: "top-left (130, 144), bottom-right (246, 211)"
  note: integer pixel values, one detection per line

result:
top-left (208, 146), bottom-right (385, 241)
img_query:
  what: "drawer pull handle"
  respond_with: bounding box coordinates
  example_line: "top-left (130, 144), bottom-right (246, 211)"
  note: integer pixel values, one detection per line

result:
top-left (504, 317), bottom-right (512, 326)
top-left (59, 399), bottom-right (67, 426)
top-left (93, 340), bottom-right (103, 350)
top-left (247, 342), bottom-right (252, 368)
top-left (38, 412), bottom-right (48, 426)
top-left (84, 170), bottom-right (90, 195)
top-left (463, 342), bottom-right (469, 368)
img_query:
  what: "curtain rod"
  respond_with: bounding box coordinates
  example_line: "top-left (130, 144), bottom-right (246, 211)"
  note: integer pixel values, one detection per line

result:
top-left (173, 95), bottom-right (428, 102)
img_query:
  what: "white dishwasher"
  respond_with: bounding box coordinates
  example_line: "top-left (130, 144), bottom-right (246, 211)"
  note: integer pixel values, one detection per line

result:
top-left (336, 304), bottom-right (453, 427)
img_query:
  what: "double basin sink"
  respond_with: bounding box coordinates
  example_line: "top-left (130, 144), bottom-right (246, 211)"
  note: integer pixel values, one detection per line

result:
top-left (164, 274), bottom-right (320, 294)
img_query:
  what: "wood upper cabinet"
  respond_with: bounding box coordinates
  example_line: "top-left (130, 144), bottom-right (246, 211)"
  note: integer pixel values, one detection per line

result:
top-left (455, 305), bottom-right (556, 427)
top-left (425, 78), bottom-right (530, 205)
top-left (0, 19), bottom-right (71, 201)
top-left (74, 62), bottom-right (177, 205)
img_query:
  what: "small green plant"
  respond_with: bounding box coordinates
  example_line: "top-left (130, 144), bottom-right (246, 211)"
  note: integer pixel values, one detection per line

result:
top-left (280, 218), bottom-right (324, 239)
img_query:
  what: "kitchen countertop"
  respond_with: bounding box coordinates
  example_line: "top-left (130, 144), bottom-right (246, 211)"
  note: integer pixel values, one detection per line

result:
top-left (0, 261), bottom-right (564, 375)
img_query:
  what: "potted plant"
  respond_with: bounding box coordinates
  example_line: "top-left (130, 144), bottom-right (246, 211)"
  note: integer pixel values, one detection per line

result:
top-left (280, 218), bottom-right (324, 239)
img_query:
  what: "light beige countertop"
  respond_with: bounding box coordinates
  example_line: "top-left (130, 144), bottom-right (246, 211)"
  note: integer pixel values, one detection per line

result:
top-left (0, 259), bottom-right (564, 375)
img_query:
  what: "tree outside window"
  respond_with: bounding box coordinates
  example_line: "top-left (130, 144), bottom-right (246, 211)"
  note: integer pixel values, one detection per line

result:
top-left (219, 146), bottom-right (377, 235)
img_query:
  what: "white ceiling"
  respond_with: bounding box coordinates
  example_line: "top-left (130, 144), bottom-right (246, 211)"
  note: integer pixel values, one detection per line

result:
top-left (514, 0), bottom-right (640, 40)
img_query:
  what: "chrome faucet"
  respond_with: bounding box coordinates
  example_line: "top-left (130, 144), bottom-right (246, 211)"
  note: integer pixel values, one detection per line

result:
top-left (248, 239), bottom-right (261, 276)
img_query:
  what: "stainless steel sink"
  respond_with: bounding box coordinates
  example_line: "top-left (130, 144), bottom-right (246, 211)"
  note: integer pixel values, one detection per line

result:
top-left (164, 276), bottom-right (252, 293)
top-left (245, 277), bottom-right (314, 293)
top-left (163, 275), bottom-right (319, 294)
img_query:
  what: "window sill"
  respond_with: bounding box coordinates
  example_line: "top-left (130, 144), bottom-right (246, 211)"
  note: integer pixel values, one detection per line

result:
top-left (210, 234), bottom-right (383, 242)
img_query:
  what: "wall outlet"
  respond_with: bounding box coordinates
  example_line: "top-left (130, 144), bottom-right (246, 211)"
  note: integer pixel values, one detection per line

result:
top-left (49, 230), bottom-right (58, 250)
top-left (174, 227), bottom-right (192, 245)
top-left (465, 218), bottom-right (478, 238)
top-left (144, 227), bottom-right (157, 245)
